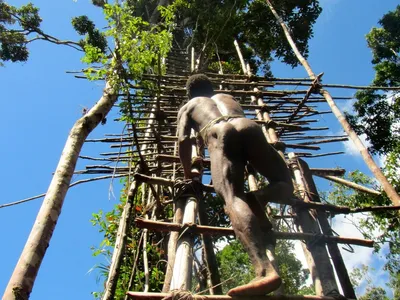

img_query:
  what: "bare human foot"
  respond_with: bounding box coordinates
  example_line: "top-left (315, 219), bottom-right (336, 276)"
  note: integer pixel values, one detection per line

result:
top-left (227, 274), bottom-right (282, 296)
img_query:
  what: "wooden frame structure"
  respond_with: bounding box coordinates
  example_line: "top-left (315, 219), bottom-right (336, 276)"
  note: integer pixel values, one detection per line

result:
top-left (71, 45), bottom-right (400, 300)
top-left (5, 2), bottom-right (400, 298)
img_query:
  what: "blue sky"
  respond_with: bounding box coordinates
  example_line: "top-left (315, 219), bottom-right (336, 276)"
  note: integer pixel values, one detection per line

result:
top-left (1, 0), bottom-right (398, 299)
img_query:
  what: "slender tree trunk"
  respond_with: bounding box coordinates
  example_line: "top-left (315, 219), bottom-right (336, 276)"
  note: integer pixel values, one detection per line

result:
top-left (102, 180), bottom-right (139, 300)
top-left (4, 81), bottom-right (118, 300)
top-left (265, 0), bottom-right (400, 206)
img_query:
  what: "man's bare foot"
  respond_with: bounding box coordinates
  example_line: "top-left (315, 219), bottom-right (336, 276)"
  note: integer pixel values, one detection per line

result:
top-left (227, 274), bottom-right (281, 296)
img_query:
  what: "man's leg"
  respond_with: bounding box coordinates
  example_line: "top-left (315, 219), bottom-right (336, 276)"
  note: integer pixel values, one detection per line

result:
top-left (207, 124), bottom-right (281, 295)
top-left (233, 119), bottom-right (294, 206)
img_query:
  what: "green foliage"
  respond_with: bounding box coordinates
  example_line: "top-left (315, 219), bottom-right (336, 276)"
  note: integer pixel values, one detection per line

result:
top-left (216, 240), bottom-right (254, 293)
top-left (127, 0), bottom-right (321, 74)
top-left (359, 287), bottom-right (390, 300)
top-left (72, 15), bottom-right (107, 54)
top-left (92, 0), bottom-right (107, 9)
top-left (90, 177), bottom-right (176, 298)
top-left (349, 6), bottom-right (400, 154)
top-left (328, 169), bottom-right (400, 274)
top-left (78, 2), bottom-right (175, 86)
top-left (216, 239), bottom-right (311, 295)
top-left (350, 264), bottom-right (392, 299)
top-left (388, 271), bottom-right (400, 299)
top-left (275, 240), bottom-right (310, 295)
top-left (0, 1), bottom-right (42, 63)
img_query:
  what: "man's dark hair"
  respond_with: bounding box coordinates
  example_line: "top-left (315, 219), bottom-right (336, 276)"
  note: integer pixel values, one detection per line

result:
top-left (186, 74), bottom-right (214, 99)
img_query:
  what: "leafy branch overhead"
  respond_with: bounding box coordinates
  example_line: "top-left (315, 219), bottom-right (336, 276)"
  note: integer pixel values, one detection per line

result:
top-left (129, 0), bottom-right (321, 74)
top-left (0, 1), bottom-right (84, 65)
top-left (72, 15), bottom-right (107, 54)
top-left (348, 5), bottom-right (400, 154)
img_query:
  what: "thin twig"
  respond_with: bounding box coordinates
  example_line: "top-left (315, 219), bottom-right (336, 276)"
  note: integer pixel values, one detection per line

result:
top-left (0, 174), bottom-right (128, 209)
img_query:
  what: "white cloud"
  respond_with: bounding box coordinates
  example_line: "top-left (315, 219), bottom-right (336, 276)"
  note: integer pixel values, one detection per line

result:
top-left (337, 98), bottom-right (356, 114)
top-left (343, 134), bottom-right (372, 157)
top-left (318, 0), bottom-right (343, 22)
top-left (332, 214), bottom-right (375, 271)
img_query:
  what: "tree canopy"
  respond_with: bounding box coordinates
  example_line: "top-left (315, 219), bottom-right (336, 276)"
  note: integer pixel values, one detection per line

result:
top-left (347, 5), bottom-right (400, 155)
top-left (216, 239), bottom-right (312, 295)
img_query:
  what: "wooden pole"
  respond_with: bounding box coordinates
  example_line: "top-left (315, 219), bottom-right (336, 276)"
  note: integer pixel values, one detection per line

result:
top-left (315, 174), bottom-right (380, 196)
top-left (162, 199), bottom-right (185, 292)
top-left (170, 130), bottom-right (202, 291)
top-left (162, 128), bottom-right (182, 292)
top-left (235, 41), bottom-right (284, 294)
top-left (289, 153), bottom-right (339, 296)
top-left (170, 197), bottom-right (198, 290)
top-left (126, 291), bottom-right (343, 300)
top-left (198, 201), bottom-right (223, 295)
top-left (102, 100), bottom-right (159, 300)
top-left (265, 0), bottom-right (400, 206)
top-left (4, 80), bottom-right (118, 300)
top-left (135, 219), bottom-right (374, 247)
top-left (298, 159), bottom-right (356, 299)
top-left (102, 180), bottom-right (140, 300)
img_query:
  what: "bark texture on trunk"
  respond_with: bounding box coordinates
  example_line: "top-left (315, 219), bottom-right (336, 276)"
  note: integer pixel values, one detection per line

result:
top-left (4, 81), bottom-right (117, 300)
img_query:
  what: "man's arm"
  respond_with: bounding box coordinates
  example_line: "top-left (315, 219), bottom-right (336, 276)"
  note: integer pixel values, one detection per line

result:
top-left (177, 104), bottom-right (194, 179)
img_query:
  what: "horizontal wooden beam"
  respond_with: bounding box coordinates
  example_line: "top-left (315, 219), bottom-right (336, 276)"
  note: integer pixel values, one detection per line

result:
top-left (126, 291), bottom-right (342, 300)
top-left (132, 173), bottom-right (400, 215)
top-left (315, 174), bottom-right (381, 196)
top-left (135, 218), bottom-right (374, 247)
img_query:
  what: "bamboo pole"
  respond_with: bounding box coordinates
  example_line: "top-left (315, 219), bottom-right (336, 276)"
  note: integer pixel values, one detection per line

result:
top-left (126, 292), bottom-right (343, 300)
top-left (288, 153), bottom-right (338, 296)
top-left (198, 201), bottom-right (223, 295)
top-left (162, 198), bottom-right (185, 292)
top-left (102, 180), bottom-right (140, 300)
top-left (240, 51), bottom-right (284, 293)
top-left (298, 159), bottom-right (356, 298)
top-left (132, 173), bottom-right (400, 215)
top-left (265, 0), bottom-right (400, 206)
top-left (102, 100), bottom-right (159, 300)
top-left (143, 185), bottom-right (151, 293)
top-left (315, 174), bottom-right (381, 196)
top-left (4, 80), bottom-right (118, 300)
top-left (134, 218), bottom-right (374, 247)
top-left (162, 126), bottom-right (181, 292)
top-left (170, 197), bottom-right (198, 290)
top-left (170, 130), bottom-right (202, 291)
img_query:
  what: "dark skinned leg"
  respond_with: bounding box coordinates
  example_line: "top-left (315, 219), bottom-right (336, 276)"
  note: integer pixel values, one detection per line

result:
top-left (207, 123), bottom-right (281, 296)
top-left (232, 119), bottom-right (294, 206)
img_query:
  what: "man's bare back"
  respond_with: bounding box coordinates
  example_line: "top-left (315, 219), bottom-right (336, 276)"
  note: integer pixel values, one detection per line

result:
top-left (177, 74), bottom-right (293, 295)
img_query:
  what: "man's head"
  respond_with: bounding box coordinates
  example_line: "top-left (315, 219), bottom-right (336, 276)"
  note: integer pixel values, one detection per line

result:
top-left (186, 74), bottom-right (214, 99)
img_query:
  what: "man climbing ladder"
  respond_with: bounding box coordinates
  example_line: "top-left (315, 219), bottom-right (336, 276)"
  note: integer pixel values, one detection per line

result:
top-left (177, 74), bottom-right (294, 296)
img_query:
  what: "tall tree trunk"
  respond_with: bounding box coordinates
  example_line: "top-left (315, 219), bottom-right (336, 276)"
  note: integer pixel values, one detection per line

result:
top-left (4, 81), bottom-right (118, 300)
top-left (265, 0), bottom-right (400, 206)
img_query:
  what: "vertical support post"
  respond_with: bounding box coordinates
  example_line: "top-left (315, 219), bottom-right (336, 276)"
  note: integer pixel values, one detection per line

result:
top-left (298, 159), bottom-right (356, 299)
top-left (102, 179), bottom-right (140, 300)
top-left (162, 199), bottom-right (185, 292)
top-left (198, 201), bottom-right (223, 295)
top-left (288, 152), bottom-right (338, 296)
top-left (234, 41), bottom-right (287, 294)
top-left (191, 47), bottom-right (195, 73)
top-left (170, 197), bottom-right (198, 290)
top-left (170, 130), bottom-right (202, 290)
